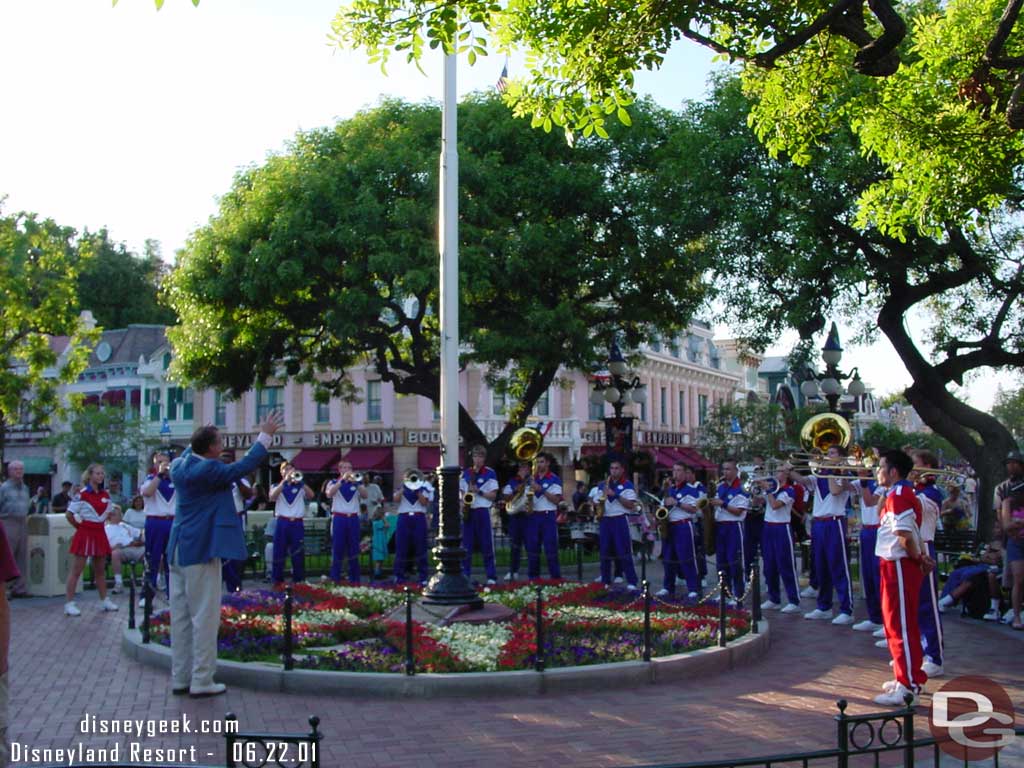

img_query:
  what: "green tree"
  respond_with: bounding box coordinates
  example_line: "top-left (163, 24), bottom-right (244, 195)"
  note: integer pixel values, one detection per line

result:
top-left (0, 205), bottom-right (98, 464)
top-left (76, 232), bottom-right (176, 329)
top-left (859, 422), bottom-right (962, 460)
top-left (696, 401), bottom-right (819, 465)
top-left (992, 383), bottom-right (1024, 441)
top-left (163, 96), bottom-right (711, 463)
top-left (47, 406), bottom-right (154, 482)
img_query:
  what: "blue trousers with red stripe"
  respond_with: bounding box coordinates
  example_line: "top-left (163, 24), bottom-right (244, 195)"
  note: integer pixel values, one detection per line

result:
top-left (330, 514), bottom-right (361, 583)
top-left (462, 507), bottom-right (497, 580)
top-left (662, 520), bottom-right (700, 595)
top-left (393, 513), bottom-right (429, 583)
top-left (144, 517), bottom-right (172, 593)
top-left (715, 520), bottom-right (745, 599)
top-left (271, 518), bottom-right (305, 584)
top-left (859, 526), bottom-right (883, 625)
top-left (525, 511), bottom-right (561, 579)
top-left (812, 517), bottom-right (853, 615)
top-left (919, 541), bottom-right (944, 665)
top-left (507, 514), bottom-right (527, 576)
top-left (763, 523), bottom-right (800, 605)
top-left (599, 515), bottom-right (637, 586)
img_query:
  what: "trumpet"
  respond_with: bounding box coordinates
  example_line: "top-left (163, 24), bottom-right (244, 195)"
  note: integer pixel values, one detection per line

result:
top-left (403, 470), bottom-right (424, 491)
top-left (342, 471), bottom-right (364, 483)
top-left (289, 471), bottom-right (304, 484)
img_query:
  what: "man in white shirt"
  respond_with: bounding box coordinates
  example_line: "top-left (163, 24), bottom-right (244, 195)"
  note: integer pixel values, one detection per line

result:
top-left (268, 462), bottom-right (314, 584)
top-left (460, 446), bottom-right (500, 585)
top-left (105, 507), bottom-right (144, 594)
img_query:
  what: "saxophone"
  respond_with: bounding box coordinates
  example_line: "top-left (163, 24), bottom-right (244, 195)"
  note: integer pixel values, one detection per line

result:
top-left (595, 476), bottom-right (610, 520)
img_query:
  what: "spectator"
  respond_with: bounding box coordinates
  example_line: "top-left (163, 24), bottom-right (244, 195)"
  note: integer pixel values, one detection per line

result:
top-left (51, 481), bottom-right (72, 517)
top-left (29, 486), bottom-right (50, 515)
top-left (998, 480), bottom-right (1024, 630)
top-left (64, 464), bottom-right (118, 616)
top-left (937, 541), bottom-right (1003, 616)
top-left (105, 507), bottom-right (145, 594)
top-left (107, 478), bottom-right (127, 512)
top-left (571, 481), bottom-right (588, 512)
top-left (250, 483), bottom-right (271, 511)
top-left (0, 462), bottom-right (30, 599)
top-left (365, 475), bottom-right (384, 518)
top-left (995, 452), bottom-right (1024, 611)
top-left (941, 485), bottom-right (970, 530)
top-left (371, 506), bottom-right (390, 580)
top-left (0, 509), bottom-right (20, 767)
top-left (123, 495), bottom-right (147, 530)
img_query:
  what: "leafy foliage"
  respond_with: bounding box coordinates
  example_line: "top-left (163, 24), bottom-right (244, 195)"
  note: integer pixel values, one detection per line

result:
top-left (696, 401), bottom-right (819, 464)
top-left (163, 96), bottom-right (711, 449)
top-left (992, 382), bottom-right (1024, 442)
top-left (47, 405), bottom-right (154, 480)
top-left (76, 233), bottom-right (176, 329)
top-left (859, 421), bottom-right (963, 460)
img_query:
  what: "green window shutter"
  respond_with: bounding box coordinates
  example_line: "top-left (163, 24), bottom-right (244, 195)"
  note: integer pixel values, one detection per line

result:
top-left (182, 389), bottom-right (194, 421)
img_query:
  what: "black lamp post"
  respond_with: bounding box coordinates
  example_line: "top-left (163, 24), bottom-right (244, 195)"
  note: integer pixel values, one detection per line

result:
top-left (799, 322), bottom-right (867, 415)
top-left (590, 342), bottom-right (647, 454)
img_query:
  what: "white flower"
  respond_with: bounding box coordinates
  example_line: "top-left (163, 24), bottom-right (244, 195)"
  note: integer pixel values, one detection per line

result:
top-left (425, 622), bottom-right (512, 671)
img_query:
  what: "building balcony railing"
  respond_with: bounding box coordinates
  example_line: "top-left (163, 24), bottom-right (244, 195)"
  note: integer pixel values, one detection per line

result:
top-left (476, 418), bottom-right (580, 446)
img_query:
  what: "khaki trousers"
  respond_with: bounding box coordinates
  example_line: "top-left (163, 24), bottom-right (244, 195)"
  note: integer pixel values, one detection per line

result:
top-left (0, 520), bottom-right (26, 595)
top-left (169, 554), bottom-right (222, 690)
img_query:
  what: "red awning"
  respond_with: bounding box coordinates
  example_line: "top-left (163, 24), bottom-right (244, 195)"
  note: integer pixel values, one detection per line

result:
top-left (101, 389), bottom-right (125, 405)
top-left (290, 448), bottom-right (340, 472)
top-left (655, 448), bottom-right (682, 469)
top-left (130, 389), bottom-right (141, 406)
top-left (677, 447), bottom-right (717, 470)
top-left (82, 394), bottom-right (100, 407)
top-left (416, 446), bottom-right (465, 470)
top-left (342, 447), bottom-right (394, 472)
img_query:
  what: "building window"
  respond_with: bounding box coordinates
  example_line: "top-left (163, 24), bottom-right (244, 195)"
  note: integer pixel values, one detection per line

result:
top-left (213, 392), bottom-right (227, 427)
top-left (366, 380), bottom-right (382, 421)
top-left (145, 388), bottom-right (161, 422)
top-left (533, 390), bottom-right (550, 417)
top-left (432, 401), bottom-right (441, 421)
top-left (316, 400), bottom-right (331, 424)
top-left (181, 388), bottom-right (194, 421)
top-left (660, 387), bottom-right (668, 425)
top-left (256, 386), bottom-right (283, 422)
top-left (678, 390), bottom-right (686, 427)
top-left (698, 394), bottom-right (708, 426)
top-left (589, 399), bottom-right (604, 420)
top-left (639, 400), bottom-right (647, 422)
top-left (492, 391), bottom-right (507, 416)
top-left (650, 339), bottom-right (662, 353)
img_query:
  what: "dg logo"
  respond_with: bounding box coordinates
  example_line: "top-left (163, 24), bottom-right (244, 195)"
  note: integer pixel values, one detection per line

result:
top-left (928, 675), bottom-right (1016, 761)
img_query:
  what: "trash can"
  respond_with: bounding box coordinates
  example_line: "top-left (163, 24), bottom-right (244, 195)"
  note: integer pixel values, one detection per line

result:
top-left (27, 514), bottom-right (78, 597)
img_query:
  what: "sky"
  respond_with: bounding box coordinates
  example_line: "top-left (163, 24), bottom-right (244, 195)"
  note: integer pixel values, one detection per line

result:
top-left (0, 0), bottom-right (1014, 411)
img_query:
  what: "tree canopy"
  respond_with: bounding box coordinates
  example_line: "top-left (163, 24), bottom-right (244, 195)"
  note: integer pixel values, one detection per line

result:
top-left (77, 234), bottom-right (176, 330)
top-left (163, 96), bottom-right (710, 457)
top-left (47, 405), bottom-right (152, 481)
top-left (992, 381), bottom-right (1024, 441)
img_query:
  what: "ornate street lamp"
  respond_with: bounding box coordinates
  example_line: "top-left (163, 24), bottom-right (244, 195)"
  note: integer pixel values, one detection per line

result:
top-left (799, 322), bottom-right (867, 415)
top-left (590, 342), bottom-right (647, 453)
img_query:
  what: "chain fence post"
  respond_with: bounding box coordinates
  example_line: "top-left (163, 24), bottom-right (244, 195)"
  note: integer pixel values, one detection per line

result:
top-left (127, 564), bottom-right (136, 631)
top-left (283, 585), bottom-right (294, 671)
top-left (141, 574), bottom-right (153, 645)
top-left (752, 545), bottom-right (762, 634)
top-left (642, 579), bottom-right (652, 662)
top-left (534, 584), bottom-right (545, 673)
top-left (902, 694), bottom-right (916, 767)
top-left (717, 570), bottom-right (727, 648)
top-left (835, 699), bottom-right (849, 768)
top-left (404, 586), bottom-right (415, 676)
top-left (576, 540), bottom-right (584, 582)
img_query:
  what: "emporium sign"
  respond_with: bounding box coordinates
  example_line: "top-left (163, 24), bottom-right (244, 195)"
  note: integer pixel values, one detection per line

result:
top-left (220, 429), bottom-right (445, 450)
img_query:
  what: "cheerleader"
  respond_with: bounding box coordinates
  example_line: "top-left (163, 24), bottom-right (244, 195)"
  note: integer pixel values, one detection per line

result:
top-left (64, 463), bottom-right (119, 616)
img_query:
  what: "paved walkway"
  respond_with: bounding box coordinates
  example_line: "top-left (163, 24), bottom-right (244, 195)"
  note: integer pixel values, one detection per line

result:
top-left (8, 589), bottom-right (1024, 768)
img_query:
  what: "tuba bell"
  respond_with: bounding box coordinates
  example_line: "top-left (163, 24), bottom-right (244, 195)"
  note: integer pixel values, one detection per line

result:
top-left (508, 426), bottom-right (545, 515)
top-left (799, 413), bottom-right (853, 454)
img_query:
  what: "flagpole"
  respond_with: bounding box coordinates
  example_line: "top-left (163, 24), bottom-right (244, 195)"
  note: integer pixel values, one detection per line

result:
top-left (423, 49), bottom-right (480, 606)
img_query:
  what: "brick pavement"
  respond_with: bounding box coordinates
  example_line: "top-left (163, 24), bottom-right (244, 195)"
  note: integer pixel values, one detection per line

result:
top-left (8, 592), bottom-right (1024, 768)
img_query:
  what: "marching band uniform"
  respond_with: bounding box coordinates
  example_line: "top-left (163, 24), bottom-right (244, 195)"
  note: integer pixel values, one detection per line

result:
top-left (221, 477), bottom-right (251, 593)
top-left (596, 478), bottom-right (639, 589)
top-left (876, 480), bottom-right (928, 698)
top-left (271, 481), bottom-right (306, 584)
top-left (715, 479), bottom-right (749, 601)
top-left (142, 470), bottom-right (175, 593)
top-left (394, 484), bottom-right (430, 583)
top-left (761, 483), bottom-right (801, 610)
top-left (915, 479), bottom-right (945, 673)
top-left (659, 481), bottom-right (703, 597)
top-left (502, 475), bottom-right (529, 580)
top-left (68, 485), bottom-right (113, 558)
top-left (853, 479), bottom-right (884, 631)
top-left (461, 466), bottom-right (499, 583)
top-left (328, 476), bottom-right (365, 583)
top-left (806, 477), bottom-right (854, 622)
top-left (525, 471), bottom-right (562, 579)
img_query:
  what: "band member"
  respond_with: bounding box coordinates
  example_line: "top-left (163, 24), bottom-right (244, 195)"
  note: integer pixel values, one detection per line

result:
top-left (792, 445), bottom-right (854, 624)
top-left (594, 458), bottom-right (639, 590)
top-left (911, 450), bottom-right (945, 677)
top-left (525, 452), bottom-right (562, 580)
top-left (710, 459), bottom-right (749, 604)
top-left (220, 450), bottom-right (253, 593)
top-left (268, 462), bottom-right (314, 584)
top-left (461, 446), bottom-right (499, 584)
top-left (393, 470), bottom-right (431, 584)
top-left (140, 451), bottom-right (175, 596)
top-left (326, 459), bottom-right (368, 583)
top-left (501, 461), bottom-right (532, 581)
top-left (655, 461), bottom-right (702, 599)
top-left (874, 449), bottom-right (933, 706)
top-left (853, 475), bottom-right (884, 632)
top-left (759, 466), bottom-right (802, 613)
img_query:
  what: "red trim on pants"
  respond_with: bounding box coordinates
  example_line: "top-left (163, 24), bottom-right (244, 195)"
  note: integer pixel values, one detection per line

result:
top-left (879, 558), bottom-right (927, 690)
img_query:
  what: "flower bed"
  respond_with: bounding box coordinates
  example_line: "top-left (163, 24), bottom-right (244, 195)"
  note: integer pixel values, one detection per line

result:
top-left (147, 581), bottom-right (749, 673)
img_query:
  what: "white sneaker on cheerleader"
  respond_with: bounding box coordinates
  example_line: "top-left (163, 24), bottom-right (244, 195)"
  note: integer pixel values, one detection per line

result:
top-left (921, 660), bottom-right (944, 677)
top-left (760, 600), bottom-right (781, 610)
top-left (655, 588), bottom-right (671, 598)
top-left (800, 586), bottom-right (818, 598)
top-left (780, 603), bottom-right (802, 614)
top-left (64, 601), bottom-right (81, 617)
top-left (873, 683), bottom-right (918, 707)
top-left (803, 608), bottom-right (832, 620)
top-left (831, 612), bottom-right (855, 626)
top-left (875, 638), bottom-right (890, 648)
top-left (100, 597), bottom-right (119, 612)
top-left (852, 620), bottom-right (882, 632)
top-left (873, 627), bottom-right (887, 638)
top-left (882, 679), bottom-right (900, 693)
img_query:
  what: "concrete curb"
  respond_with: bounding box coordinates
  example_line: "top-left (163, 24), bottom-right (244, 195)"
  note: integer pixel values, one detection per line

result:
top-left (123, 620), bottom-right (769, 698)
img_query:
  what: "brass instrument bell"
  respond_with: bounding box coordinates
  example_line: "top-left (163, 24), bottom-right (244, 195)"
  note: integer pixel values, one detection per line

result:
top-left (799, 413), bottom-right (853, 454)
top-left (509, 426), bottom-right (544, 462)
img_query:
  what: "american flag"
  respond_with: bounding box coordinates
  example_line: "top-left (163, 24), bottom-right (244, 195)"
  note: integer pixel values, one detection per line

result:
top-left (496, 61), bottom-right (509, 93)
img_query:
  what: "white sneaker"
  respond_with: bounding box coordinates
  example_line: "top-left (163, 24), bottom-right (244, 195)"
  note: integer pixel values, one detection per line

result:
top-left (138, 597), bottom-right (149, 608)
top-left (873, 683), bottom-right (918, 707)
top-left (804, 609), bottom-right (832, 620)
top-left (983, 608), bottom-right (1002, 622)
top-left (852, 620), bottom-right (882, 632)
top-left (64, 601), bottom-right (81, 617)
top-left (111, 584), bottom-right (123, 594)
top-left (655, 588), bottom-right (671, 598)
top-left (504, 572), bottom-right (514, 581)
top-left (592, 576), bottom-right (604, 583)
top-left (921, 661), bottom-right (944, 677)
top-left (485, 579), bottom-right (497, 586)
top-left (760, 600), bottom-right (780, 610)
top-left (626, 584), bottom-right (639, 592)
top-left (875, 638), bottom-right (890, 648)
top-left (781, 603), bottom-right (802, 614)
top-left (687, 592), bottom-right (698, 600)
top-left (1003, 608), bottom-right (1015, 624)
top-left (157, 574), bottom-right (167, 591)
top-left (511, 572), bottom-right (519, 581)
top-left (882, 679), bottom-right (900, 693)
top-left (725, 599), bottom-right (738, 609)
top-left (831, 612), bottom-right (855, 626)
top-left (800, 586), bottom-right (818, 598)
top-left (613, 576), bottom-right (624, 584)
top-left (100, 597), bottom-right (119, 612)
top-left (873, 627), bottom-right (887, 638)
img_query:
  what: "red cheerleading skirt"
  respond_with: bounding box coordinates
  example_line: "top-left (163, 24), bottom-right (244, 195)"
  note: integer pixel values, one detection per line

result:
top-left (69, 521), bottom-right (112, 557)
